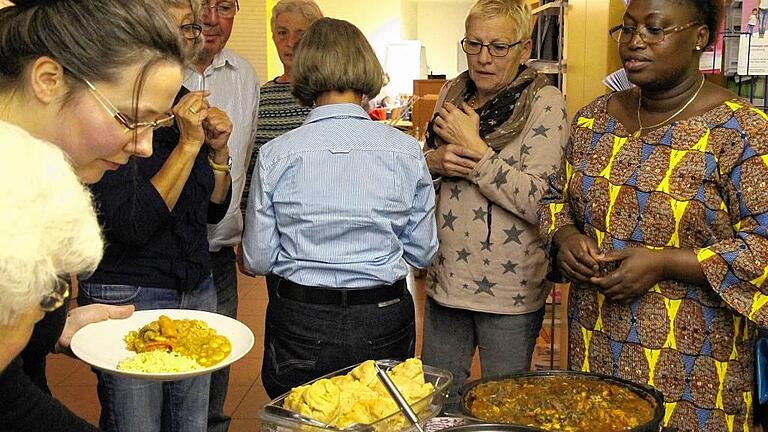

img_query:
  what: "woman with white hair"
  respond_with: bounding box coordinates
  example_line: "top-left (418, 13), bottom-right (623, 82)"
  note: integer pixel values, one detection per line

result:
top-left (421, 0), bottom-right (568, 412)
top-left (0, 126), bottom-right (105, 372)
top-left (240, 0), bottom-right (322, 217)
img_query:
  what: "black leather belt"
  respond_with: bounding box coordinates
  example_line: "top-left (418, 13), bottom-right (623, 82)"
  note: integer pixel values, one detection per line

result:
top-left (276, 278), bottom-right (407, 307)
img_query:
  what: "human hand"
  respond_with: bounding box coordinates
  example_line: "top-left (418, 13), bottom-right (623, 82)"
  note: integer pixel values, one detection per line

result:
top-left (57, 304), bottom-right (135, 353)
top-left (236, 243), bottom-right (255, 277)
top-left (590, 248), bottom-right (666, 304)
top-left (173, 91), bottom-right (210, 149)
top-left (555, 229), bottom-right (601, 283)
top-left (425, 144), bottom-right (483, 178)
top-left (433, 102), bottom-right (488, 155)
top-left (203, 107), bottom-right (232, 154)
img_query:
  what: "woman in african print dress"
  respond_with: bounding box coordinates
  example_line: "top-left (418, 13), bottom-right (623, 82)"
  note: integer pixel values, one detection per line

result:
top-left (540, 0), bottom-right (768, 430)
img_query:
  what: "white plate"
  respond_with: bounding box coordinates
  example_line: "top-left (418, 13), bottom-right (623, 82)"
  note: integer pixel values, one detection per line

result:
top-left (70, 309), bottom-right (255, 381)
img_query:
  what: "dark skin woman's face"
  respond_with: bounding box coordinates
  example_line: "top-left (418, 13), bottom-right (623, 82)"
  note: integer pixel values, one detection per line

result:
top-left (619, 0), bottom-right (709, 90)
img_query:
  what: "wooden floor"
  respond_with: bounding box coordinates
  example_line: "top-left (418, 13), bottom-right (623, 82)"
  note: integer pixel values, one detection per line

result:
top-left (47, 271), bottom-right (460, 431)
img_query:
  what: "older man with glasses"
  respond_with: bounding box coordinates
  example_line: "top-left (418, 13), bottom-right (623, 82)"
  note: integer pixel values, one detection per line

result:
top-left (184, 2), bottom-right (260, 431)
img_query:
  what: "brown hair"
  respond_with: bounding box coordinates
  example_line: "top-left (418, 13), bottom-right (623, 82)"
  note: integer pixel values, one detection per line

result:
top-left (291, 17), bottom-right (385, 107)
top-left (0, 0), bottom-right (185, 107)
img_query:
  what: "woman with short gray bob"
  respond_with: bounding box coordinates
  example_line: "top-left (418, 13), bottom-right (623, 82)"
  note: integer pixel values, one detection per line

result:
top-left (242, 18), bottom-right (438, 397)
top-left (0, 0), bottom-right (186, 430)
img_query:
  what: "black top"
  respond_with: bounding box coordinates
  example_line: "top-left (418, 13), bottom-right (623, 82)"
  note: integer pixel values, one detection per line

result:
top-left (84, 87), bottom-right (231, 291)
top-left (1, 297), bottom-right (98, 431)
top-left (0, 356), bottom-right (99, 432)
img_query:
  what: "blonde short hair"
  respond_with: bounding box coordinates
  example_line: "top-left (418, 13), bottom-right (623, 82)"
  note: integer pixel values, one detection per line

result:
top-left (291, 18), bottom-right (385, 107)
top-left (270, 0), bottom-right (323, 31)
top-left (0, 123), bottom-right (103, 326)
top-left (465, 0), bottom-right (533, 42)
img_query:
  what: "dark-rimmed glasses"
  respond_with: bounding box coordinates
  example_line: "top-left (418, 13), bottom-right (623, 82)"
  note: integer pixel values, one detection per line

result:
top-left (181, 23), bottom-right (203, 40)
top-left (40, 276), bottom-right (70, 312)
top-left (82, 78), bottom-right (175, 132)
top-left (461, 38), bottom-right (523, 57)
top-left (609, 21), bottom-right (700, 45)
top-left (204, 0), bottom-right (239, 18)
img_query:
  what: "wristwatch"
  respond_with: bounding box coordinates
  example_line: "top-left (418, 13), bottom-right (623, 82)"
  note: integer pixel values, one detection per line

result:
top-left (208, 155), bottom-right (232, 173)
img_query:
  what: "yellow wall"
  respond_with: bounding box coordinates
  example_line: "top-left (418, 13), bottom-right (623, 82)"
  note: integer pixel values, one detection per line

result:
top-left (228, 0), bottom-right (269, 83)
top-left (266, 0), bottom-right (408, 78)
top-left (416, 1), bottom-right (473, 79)
top-left (564, 0), bottom-right (625, 117)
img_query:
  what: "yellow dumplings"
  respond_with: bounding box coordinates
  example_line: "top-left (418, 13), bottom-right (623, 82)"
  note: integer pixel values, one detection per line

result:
top-left (283, 358), bottom-right (434, 429)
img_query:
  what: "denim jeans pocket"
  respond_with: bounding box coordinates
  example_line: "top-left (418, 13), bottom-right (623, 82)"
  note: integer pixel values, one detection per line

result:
top-left (367, 320), bottom-right (415, 360)
top-left (267, 324), bottom-right (322, 386)
top-left (77, 283), bottom-right (142, 305)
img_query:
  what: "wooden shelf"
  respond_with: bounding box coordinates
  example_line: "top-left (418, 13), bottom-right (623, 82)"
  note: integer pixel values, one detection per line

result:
top-left (532, 1), bottom-right (566, 16)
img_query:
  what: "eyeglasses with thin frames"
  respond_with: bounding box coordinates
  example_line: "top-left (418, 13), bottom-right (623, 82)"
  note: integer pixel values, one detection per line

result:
top-left (81, 78), bottom-right (175, 132)
top-left (461, 38), bottom-right (523, 58)
top-left (40, 276), bottom-right (70, 313)
top-left (203, 0), bottom-right (239, 18)
top-left (609, 21), bottom-right (700, 45)
top-left (181, 23), bottom-right (203, 40)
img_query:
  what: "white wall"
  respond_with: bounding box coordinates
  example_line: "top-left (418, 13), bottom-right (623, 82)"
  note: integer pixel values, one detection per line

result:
top-left (416, 0), bottom-right (473, 79)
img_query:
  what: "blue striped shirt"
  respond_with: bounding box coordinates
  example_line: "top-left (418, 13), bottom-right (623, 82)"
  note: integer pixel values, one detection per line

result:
top-left (242, 103), bottom-right (438, 288)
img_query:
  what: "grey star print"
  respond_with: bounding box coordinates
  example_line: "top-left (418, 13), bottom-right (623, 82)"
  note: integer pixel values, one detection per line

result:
top-left (492, 168), bottom-right (509, 189)
top-left (480, 239), bottom-right (493, 252)
top-left (456, 248), bottom-right (471, 263)
top-left (442, 210), bottom-right (458, 231)
top-left (450, 185), bottom-right (461, 200)
top-left (473, 207), bottom-right (488, 222)
top-left (532, 125), bottom-right (550, 138)
top-left (474, 276), bottom-right (497, 296)
top-left (513, 293), bottom-right (526, 305)
top-left (503, 225), bottom-right (523, 245)
top-left (502, 260), bottom-right (518, 274)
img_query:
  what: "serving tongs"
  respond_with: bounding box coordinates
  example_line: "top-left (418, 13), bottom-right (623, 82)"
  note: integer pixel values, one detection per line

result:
top-left (374, 362), bottom-right (425, 432)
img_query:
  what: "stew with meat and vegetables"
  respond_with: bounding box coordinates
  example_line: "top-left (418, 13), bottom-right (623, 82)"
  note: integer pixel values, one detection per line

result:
top-left (465, 376), bottom-right (656, 431)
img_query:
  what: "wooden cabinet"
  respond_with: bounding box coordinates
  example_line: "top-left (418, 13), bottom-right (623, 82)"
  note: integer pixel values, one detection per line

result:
top-left (411, 79), bottom-right (446, 139)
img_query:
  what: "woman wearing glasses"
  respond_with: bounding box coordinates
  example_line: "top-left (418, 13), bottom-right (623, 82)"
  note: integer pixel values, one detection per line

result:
top-left (0, 0), bottom-right (187, 431)
top-left (76, 1), bottom-right (233, 431)
top-left (420, 0), bottom-right (567, 412)
top-left (541, 0), bottom-right (768, 429)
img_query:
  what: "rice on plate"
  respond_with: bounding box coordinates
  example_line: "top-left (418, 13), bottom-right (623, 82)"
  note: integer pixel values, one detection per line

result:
top-left (118, 351), bottom-right (202, 373)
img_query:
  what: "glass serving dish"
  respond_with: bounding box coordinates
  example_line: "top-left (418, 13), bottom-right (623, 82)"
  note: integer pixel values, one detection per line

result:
top-left (259, 359), bottom-right (453, 432)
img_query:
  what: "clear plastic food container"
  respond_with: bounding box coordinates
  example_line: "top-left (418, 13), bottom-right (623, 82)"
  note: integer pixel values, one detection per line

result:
top-left (259, 359), bottom-right (453, 432)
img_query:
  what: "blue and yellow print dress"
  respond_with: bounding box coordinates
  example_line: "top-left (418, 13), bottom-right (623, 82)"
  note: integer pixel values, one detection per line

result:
top-left (540, 94), bottom-right (768, 431)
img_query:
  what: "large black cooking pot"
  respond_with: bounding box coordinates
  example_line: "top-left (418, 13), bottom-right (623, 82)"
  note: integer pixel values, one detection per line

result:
top-left (460, 370), bottom-right (665, 432)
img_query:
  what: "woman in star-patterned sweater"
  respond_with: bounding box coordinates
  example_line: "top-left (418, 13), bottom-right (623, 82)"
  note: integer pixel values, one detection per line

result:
top-left (421, 0), bottom-right (568, 411)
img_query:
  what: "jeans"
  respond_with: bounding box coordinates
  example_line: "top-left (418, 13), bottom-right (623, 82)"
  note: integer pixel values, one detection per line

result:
top-left (207, 247), bottom-right (238, 432)
top-left (77, 277), bottom-right (217, 432)
top-left (761, 9), bottom-right (768, 35)
top-left (261, 276), bottom-right (415, 398)
top-left (421, 297), bottom-right (544, 413)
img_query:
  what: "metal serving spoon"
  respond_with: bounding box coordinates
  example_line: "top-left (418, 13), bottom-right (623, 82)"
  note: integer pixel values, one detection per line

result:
top-left (374, 362), bottom-right (425, 432)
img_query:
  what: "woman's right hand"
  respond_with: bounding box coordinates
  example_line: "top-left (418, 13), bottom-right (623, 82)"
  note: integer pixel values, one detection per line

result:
top-left (554, 226), bottom-right (600, 283)
top-left (173, 91), bottom-right (210, 149)
top-left (425, 144), bottom-right (483, 178)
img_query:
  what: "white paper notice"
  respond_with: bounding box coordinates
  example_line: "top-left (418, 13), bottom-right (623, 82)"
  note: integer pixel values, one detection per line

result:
top-left (738, 34), bottom-right (768, 75)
